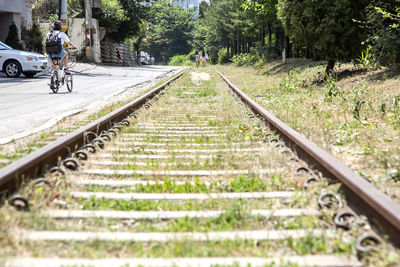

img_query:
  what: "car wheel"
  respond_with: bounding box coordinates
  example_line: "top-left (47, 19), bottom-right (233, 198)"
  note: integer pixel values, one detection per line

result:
top-left (5, 60), bottom-right (22, 78)
top-left (23, 72), bottom-right (37, 78)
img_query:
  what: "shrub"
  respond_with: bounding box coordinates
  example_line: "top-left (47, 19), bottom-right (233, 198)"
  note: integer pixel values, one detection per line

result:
top-left (232, 53), bottom-right (257, 67)
top-left (21, 23), bottom-right (44, 53)
top-left (217, 48), bottom-right (230, 64)
top-left (361, 3), bottom-right (400, 68)
top-left (168, 54), bottom-right (192, 66)
top-left (5, 22), bottom-right (22, 49)
top-left (354, 45), bottom-right (376, 70)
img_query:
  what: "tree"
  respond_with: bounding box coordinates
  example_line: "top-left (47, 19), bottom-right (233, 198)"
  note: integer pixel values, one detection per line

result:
top-left (192, 0), bottom-right (266, 63)
top-left (93, 0), bottom-right (125, 37)
top-left (112, 0), bottom-right (150, 43)
top-left (277, 0), bottom-right (370, 74)
top-left (142, 0), bottom-right (194, 63)
top-left (92, 0), bottom-right (149, 43)
top-left (242, 0), bottom-right (288, 58)
top-left (360, 0), bottom-right (400, 67)
top-left (21, 23), bottom-right (44, 53)
top-left (5, 22), bottom-right (23, 50)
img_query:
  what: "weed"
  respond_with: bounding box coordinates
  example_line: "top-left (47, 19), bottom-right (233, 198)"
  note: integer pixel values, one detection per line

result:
top-left (279, 70), bottom-right (301, 92)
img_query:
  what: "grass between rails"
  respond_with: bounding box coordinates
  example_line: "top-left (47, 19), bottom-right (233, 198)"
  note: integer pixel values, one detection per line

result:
top-left (20, 204), bottom-right (325, 233)
top-left (6, 236), bottom-right (355, 259)
top-left (88, 151), bottom-right (287, 173)
top-left (81, 175), bottom-right (296, 193)
top-left (73, 197), bottom-right (285, 212)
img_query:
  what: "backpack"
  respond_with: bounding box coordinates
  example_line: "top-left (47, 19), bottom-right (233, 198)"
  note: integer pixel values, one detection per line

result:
top-left (45, 31), bottom-right (62, 54)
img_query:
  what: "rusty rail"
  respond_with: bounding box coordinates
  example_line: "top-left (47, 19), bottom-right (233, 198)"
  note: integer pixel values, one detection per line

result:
top-left (0, 70), bottom-right (185, 195)
top-left (216, 70), bottom-right (400, 245)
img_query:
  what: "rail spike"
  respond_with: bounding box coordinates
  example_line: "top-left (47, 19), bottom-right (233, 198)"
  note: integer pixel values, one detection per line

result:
top-left (93, 138), bottom-right (105, 149)
top-left (334, 209), bottom-right (358, 230)
top-left (356, 232), bottom-right (381, 255)
top-left (48, 166), bottom-right (66, 176)
top-left (317, 192), bottom-right (342, 209)
top-left (303, 176), bottom-right (318, 189)
top-left (33, 178), bottom-right (54, 188)
top-left (75, 150), bottom-right (88, 161)
top-left (62, 157), bottom-right (80, 171)
top-left (9, 194), bottom-right (29, 211)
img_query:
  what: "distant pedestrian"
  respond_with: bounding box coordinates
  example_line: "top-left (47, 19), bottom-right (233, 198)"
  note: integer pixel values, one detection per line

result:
top-left (201, 51), bottom-right (206, 67)
top-left (150, 55), bottom-right (155, 65)
top-left (195, 51), bottom-right (200, 68)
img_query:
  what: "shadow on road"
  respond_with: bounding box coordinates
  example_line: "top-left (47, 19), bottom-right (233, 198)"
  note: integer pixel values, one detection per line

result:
top-left (0, 73), bottom-right (49, 83)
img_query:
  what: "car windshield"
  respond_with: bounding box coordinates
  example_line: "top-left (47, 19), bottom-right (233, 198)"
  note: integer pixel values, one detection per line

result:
top-left (0, 41), bottom-right (13, 50)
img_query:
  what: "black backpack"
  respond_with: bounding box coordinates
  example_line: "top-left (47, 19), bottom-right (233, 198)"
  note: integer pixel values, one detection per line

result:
top-left (45, 31), bottom-right (62, 54)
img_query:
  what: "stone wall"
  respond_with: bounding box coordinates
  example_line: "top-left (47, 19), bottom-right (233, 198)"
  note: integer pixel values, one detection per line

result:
top-left (101, 40), bottom-right (139, 67)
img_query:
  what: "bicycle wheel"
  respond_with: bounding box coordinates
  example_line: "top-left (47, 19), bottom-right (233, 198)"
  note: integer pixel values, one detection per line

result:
top-left (66, 73), bottom-right (73, 92)
top-left (50, 71), bottom-right (59, 93)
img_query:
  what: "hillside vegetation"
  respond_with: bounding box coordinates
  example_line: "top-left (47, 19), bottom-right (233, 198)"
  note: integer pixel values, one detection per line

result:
top-left (217, 60), bottom-right (400, 198)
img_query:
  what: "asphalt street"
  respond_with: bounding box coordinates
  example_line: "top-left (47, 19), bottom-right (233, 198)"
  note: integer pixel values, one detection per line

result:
top-left (0, 64), bottom-right (181, 144)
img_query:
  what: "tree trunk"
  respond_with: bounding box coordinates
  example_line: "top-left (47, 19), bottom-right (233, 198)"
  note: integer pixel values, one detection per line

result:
top-left (284, 34), bottom-right (290, 58)
top-left (267, 23), bottom-right (272, 45)
top-left (237, 31), bottom-right (240, 54)
top-left (261, 27), bottom-right (265, 46)
top-left (325, 59), bottom-right (336, 76)
top-left (274, 29), bottom-right (279, 48)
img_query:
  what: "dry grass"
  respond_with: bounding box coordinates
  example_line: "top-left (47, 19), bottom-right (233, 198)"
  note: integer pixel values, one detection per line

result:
top-left (1, 67), bottom-right (398, 264)
top-left (217, 61), bottom-right (400, 200)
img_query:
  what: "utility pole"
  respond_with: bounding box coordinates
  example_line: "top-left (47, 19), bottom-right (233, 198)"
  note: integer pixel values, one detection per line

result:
top-left (84, 0), bottom-right (93, 60)
top-left (59, 0), bottom-right (68, 32)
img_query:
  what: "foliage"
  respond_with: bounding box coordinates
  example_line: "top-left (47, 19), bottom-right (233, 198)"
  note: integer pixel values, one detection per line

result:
top-left (217, 48), bottom-right (231, 64)
top-left (359, 1), bottom-right (400, 68)
top-left (278, 70), bottom-right (301, 92)
top-left (277, 0), bottom-right (370, 73)
top-left (193, 0), bottom-right (273, 64)
top-left (169, 54), bottom-right (192, 66)
top-left (93, 0), bottom-right (125, 36)
top-left (143, 0), bottom-right (194, 63)
top-left (354, 45), bottom-right (376, 70)
top-left (21, 23), bottom-right (44, 53)
top-left (231, 45), bottom-right (268, 68)
top-left (93, 0), bottom-right (149, 43)
top-left (232, 53), bottom-right (256, 66)
top-left (32, 0), bottom-right (60, 21)
top-left (5, 22), bottom-right (22, 50)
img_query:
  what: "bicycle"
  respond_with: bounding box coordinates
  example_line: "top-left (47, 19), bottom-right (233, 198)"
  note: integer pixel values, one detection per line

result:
top-left (48, 48), bottom-right (74, 93)
top-left (67, 47), bottom-right (76, 69)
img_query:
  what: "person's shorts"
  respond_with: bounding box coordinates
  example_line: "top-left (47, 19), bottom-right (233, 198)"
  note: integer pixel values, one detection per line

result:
top-left (50, 48), bottom-right (66, 59)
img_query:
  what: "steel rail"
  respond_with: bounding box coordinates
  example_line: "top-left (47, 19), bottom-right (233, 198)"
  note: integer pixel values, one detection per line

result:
top-left (216, 70), bottom-right (400, 245)
top-left (0, 70), bottom-right (186, 195)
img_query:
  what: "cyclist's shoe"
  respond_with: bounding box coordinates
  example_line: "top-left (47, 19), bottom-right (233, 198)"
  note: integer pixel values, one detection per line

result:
top-left (64, 68), bottom-right (71, 74)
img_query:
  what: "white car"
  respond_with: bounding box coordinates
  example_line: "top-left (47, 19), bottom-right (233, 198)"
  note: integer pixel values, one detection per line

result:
top-left (0, 41), bottom-right (48, 78)
top-left (140, 51), bottom-right (150, 65)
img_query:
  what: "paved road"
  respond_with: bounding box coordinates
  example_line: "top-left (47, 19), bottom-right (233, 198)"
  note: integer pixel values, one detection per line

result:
top-left (0, 64), bottom-right (181, 144)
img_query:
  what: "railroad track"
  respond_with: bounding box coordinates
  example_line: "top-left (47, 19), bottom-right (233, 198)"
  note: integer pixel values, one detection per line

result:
top-left (0, 69), bottom-right (399, 266)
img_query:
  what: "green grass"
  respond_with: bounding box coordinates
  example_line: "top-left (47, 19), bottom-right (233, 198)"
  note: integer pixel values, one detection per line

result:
top-left (3, 67), bottom-right (392, 263)
top-left (83, 176), bottom-right (271, 193)
top-left (73, 197), bottom-right (284, 212)
top-left (12, 236), bottom-right (355, 258)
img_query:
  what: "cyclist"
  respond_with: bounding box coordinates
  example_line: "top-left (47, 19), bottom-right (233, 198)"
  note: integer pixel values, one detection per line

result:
top-left (46, 20), bottom-right (76, 74)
